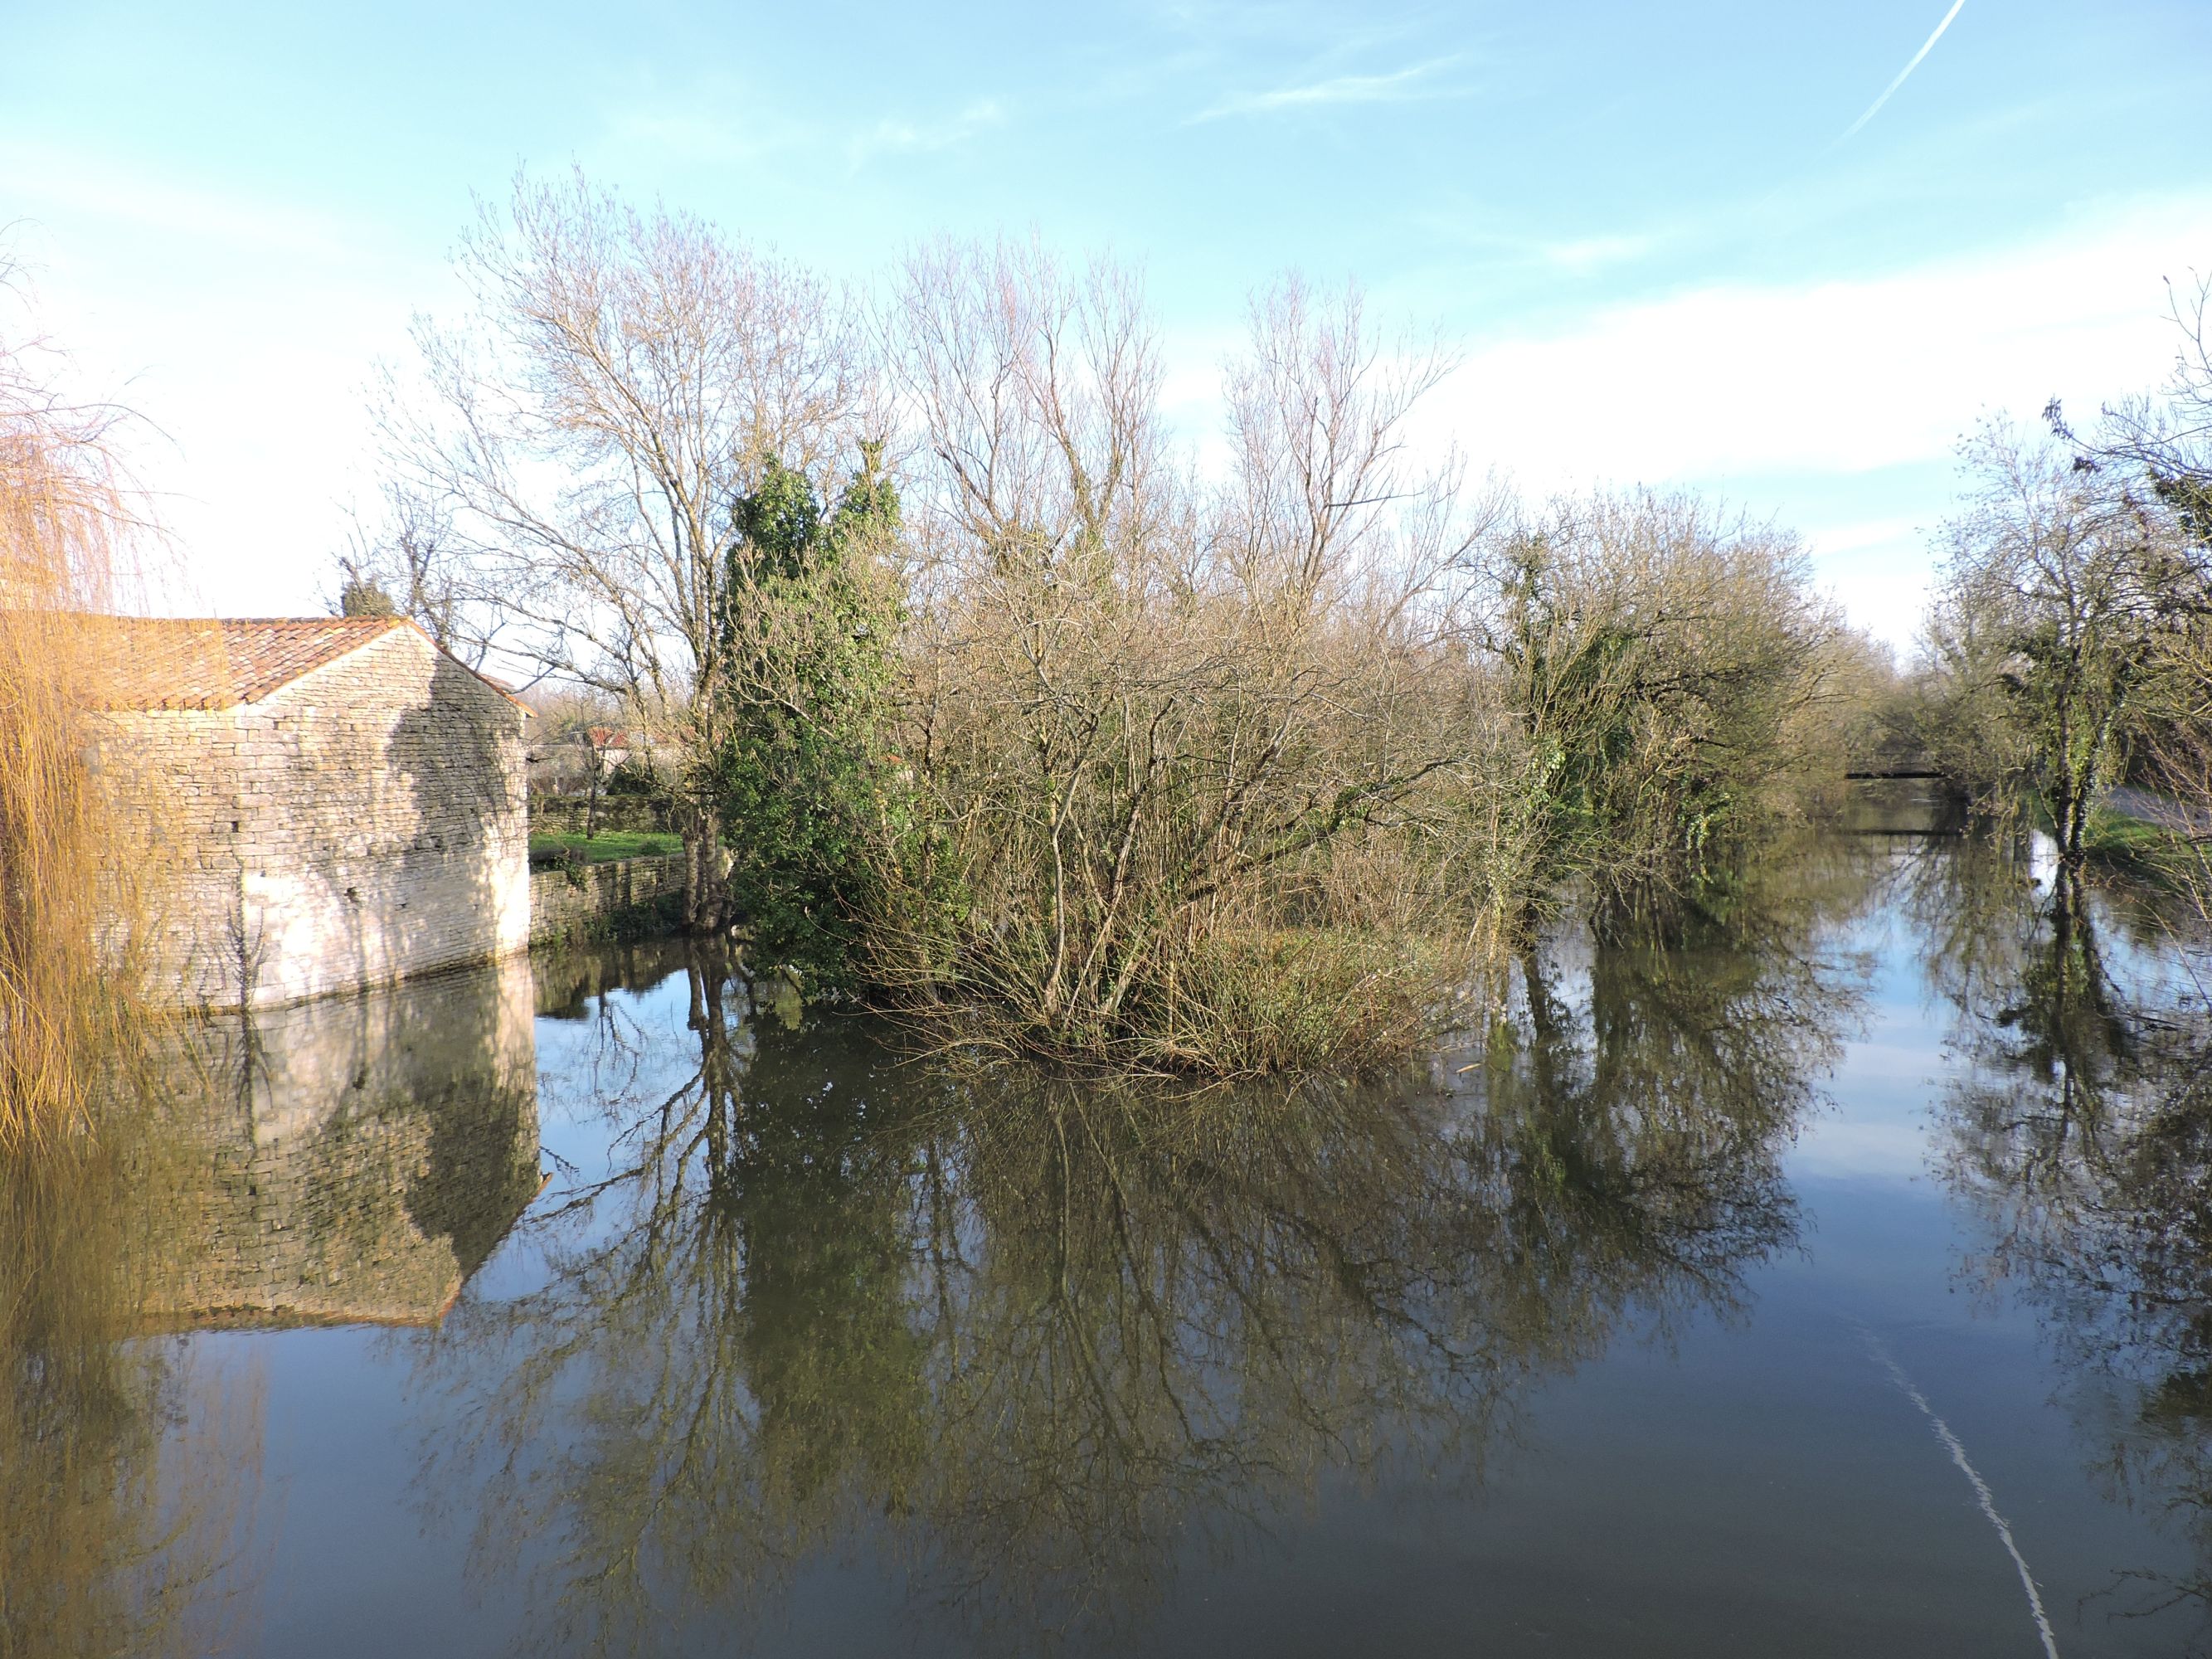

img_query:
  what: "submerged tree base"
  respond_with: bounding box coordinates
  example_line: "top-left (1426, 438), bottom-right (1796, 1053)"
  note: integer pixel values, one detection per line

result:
top-left (864, 920), bottom-right (1476, 1081)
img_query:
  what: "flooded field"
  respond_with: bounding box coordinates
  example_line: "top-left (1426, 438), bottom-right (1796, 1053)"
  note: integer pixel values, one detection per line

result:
top-left (7, 822), bottom-right (2210, 1657)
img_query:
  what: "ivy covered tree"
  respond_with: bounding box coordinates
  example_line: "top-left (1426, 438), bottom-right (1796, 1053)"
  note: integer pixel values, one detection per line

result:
top-left (716, 441), bottom-right (905, 985)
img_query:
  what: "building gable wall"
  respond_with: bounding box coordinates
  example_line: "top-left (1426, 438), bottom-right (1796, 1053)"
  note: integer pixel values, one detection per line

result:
top-left (114, 627), bottom-right (529, 1009)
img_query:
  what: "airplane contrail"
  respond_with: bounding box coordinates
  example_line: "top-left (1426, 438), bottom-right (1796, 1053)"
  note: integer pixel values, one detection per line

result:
top-left (1835, 0), bottom-right (1969, 145)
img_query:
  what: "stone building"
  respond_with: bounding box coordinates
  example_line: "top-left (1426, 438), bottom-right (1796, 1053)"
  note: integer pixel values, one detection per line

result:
top-left (100, 616), bottom-right (530, 1010)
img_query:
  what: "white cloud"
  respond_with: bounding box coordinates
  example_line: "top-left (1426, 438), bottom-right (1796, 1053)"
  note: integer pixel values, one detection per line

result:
top-left (1799, 517), bottom-right (1945, 649)
top-left (602, 108), bottom-right (783, 168)
top-left (591, 72), bottom-right (817, 169)
top-left (1117, 202), bottom-right (2210, 645)
top-left (844, 100), bottom-right (1008, 169)
top-left (23, 136), bottom-right (2205, 652)
top-left (68, 295), bottom-right (420, 618)
top-left (1378, 195), bottom-right (2211, 640)
top-left (598, 85), bottom-right (1005, 175)
top-left (3, 162), bottom-right (445, 619)
top-left (0, 141), bottom-right (369, 263)
top-left (1417, 194), bottom-right (2212, 489)
top-left (1539, 233), bottom-right (1656, 275)
top-left (1189, 56), bottom-right (1466, 123)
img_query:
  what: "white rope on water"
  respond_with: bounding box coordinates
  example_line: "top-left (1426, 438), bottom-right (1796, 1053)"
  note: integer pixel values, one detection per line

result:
top-left (1856, 1321), bottom-right (2061, 1658)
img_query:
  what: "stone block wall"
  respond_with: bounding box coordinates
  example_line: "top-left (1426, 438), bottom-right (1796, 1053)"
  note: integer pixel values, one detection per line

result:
top-left (108, 629), bottom-right (530, 1009)
top-left (528, 853), bottom-right (688, 946)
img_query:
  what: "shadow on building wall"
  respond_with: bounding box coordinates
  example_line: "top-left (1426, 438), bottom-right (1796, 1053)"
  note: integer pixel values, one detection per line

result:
top-left (284, 649), bottom-right (527, 1012)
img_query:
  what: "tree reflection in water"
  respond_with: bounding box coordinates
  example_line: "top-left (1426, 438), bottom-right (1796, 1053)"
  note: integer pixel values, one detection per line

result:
top-left (422, 854), bottom-right (1875, 1657)
top-left (0, 1105), bottom-right (263, 1659)
top-left (1923, 843), bottom-right (2212, 1646)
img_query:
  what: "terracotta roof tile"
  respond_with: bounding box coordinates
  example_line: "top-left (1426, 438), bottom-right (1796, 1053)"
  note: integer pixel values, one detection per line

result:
top-left (93, 616), bottom-right (409, 710)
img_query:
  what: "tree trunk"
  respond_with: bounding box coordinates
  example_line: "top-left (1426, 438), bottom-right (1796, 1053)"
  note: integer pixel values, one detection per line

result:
top-left (678, 792), bottom-right (731, 934)
top-left (2055, 750), bottom-right (2096, 871)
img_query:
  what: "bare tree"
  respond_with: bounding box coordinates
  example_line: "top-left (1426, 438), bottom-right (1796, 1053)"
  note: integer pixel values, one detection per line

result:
top-left (2042, 275), bottom-right (2212, 905)
top-left (2050, 270), bottom-right (2212, 544)
top-left (1930, 421), bottom-right (2208, 872)
top-left (1223, 274), bottom-right (1475, 630)
top-left (887, 236), bottom-right (1171, 589)
top-left (374, 168), bottom-right (870, 927)
top-left (329, 480), bottom-right (491, 665)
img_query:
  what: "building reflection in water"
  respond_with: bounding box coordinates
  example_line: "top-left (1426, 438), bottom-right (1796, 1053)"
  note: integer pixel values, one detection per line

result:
top-left (131, 953), bottom-right (543, 1330)
top-left (0, 953), bottom-right (544, 1657)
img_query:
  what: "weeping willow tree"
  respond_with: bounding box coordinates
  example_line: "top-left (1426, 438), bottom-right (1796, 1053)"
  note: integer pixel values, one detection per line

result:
top-left (0, 260), bottom-right (163, 1144)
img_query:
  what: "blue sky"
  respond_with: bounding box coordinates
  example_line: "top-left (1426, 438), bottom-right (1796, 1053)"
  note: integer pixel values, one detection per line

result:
top-left (7, 0), bottom-right (2210, 641)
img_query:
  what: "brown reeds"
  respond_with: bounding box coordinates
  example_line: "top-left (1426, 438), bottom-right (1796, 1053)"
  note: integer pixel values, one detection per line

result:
top-left (0, 261), bottom-right (162, 1144)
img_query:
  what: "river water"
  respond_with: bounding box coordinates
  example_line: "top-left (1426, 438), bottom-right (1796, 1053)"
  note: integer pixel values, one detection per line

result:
top-left (6, 818), bottom-right (2210, 1657)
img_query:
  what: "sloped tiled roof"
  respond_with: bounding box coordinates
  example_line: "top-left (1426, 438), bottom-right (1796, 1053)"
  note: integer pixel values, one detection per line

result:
top-left (94, 616), bottom-right (410, 710)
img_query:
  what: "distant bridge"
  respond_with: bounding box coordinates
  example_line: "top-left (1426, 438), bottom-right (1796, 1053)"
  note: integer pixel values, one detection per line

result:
top-left (1840, 747), bottom-right (1943, 782)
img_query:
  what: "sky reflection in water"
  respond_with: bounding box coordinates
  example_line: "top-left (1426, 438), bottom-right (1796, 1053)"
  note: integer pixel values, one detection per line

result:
top-left (4, 825), bottom-right (2210, 1658)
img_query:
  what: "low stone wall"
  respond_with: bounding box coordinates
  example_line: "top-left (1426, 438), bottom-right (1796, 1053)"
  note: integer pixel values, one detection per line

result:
top-left (529, 796), bottom-right (669, 837)
top-left (529, 853), bottom-right (687, 946)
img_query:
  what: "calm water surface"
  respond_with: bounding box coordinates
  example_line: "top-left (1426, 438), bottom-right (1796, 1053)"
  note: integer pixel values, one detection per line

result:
top-left (7, 823), bottom-right (2212, 1657)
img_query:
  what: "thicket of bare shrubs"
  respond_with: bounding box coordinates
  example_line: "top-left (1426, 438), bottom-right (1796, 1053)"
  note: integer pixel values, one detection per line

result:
top-left (1474, 492), bottom-right (1851, 932)
top-left (868, 257), bottom-right (1474, 1069)
top-left (852, 246), bottom-right (1851, 1072)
